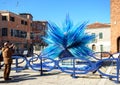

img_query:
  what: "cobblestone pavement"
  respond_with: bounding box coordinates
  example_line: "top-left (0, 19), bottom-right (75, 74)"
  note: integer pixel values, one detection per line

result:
top-left (0, 64), bottom-right (119, 85)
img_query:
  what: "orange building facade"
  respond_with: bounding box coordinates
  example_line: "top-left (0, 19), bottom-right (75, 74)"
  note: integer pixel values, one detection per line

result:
top-left (111, 0), bottom-right (120, 53)
top-left (0, 10), bottom-right (48, 54)
top-left (0, 10), bottom-right (33, 53)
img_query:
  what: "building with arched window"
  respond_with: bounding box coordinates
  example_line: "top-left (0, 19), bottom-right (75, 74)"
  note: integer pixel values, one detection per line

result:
top-left (86, 22), bottom-right (111, 52)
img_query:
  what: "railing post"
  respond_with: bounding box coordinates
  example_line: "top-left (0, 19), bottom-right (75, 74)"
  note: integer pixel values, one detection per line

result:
top-left (72, 58), bottom-right (76, 78)
top-left (117, 55), bottom-right (120, 82)
top-left (40, 57), bottom-right (43, 76)
top-left (25, 56), bottom-right (29, 69)
top-left (15, 57), bottom-right (18, 72)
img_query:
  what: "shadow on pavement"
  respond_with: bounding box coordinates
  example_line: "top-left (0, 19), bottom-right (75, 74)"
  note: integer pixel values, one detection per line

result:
top-left (40, 71), bottom-right (62, 76)
top-left (0, 74), bottom-right (39, 83)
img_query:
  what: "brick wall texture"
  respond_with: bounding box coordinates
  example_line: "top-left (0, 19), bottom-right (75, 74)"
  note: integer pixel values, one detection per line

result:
top-left (111, 0), bottom-right (120, 52)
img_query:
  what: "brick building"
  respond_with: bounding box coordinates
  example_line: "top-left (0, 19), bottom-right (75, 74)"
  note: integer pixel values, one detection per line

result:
top-left (32, 21), bottom-right (48, 51)
top-left (0, 10), bottom-right (33, 54)
top-left (111, 0), bottom-right (120, 53)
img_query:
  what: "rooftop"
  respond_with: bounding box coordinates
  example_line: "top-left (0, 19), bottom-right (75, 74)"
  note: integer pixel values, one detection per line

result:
top-left (87, 22), bottom-right (110, 28)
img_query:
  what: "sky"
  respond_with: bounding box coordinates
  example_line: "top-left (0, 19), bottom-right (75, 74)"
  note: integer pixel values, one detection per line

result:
top-left (0, 0), bottom-right (110, 25)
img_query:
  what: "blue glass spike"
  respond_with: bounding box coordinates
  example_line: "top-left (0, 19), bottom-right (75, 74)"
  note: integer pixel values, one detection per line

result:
top-left (40, 16), bottom-right (96, 59)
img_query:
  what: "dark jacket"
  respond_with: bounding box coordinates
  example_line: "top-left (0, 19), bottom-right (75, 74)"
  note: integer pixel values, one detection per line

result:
top-left (2, 46), bottom-right (14, 64)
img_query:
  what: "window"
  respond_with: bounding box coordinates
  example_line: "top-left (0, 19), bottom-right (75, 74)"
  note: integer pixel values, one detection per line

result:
top-left (99, 32), bottom-right (103, 39)
top-left (25, 21), bottom-right (28, 25)
top-left (16, 30), bottom-right (20, 37)
top-left (14, 30), bottom-right (17, 37)
top-left (23, 32), bottom-right (27, 38)
top-left (21, 20), bottom-right (28, 25)
top-left (30, 23), bottom-right (32, 27)
top-left (21, 20), bottom-right (24, 24)
top-left (30, 32), bottom-right (34, 39)
top-left (2, 16), bottom-right (7, 21)
top-left (2, 28), bottom-right (8, 36)
top-left (11, 29), bottom-right (27, 38)
top-left (10, 16), bottom-right (15, 22)
top-left (21, 31), bottom-right (27, 38)
top-left (91, 33), bottom-right (97, 43)
top-left (11, 29), bottom-right (14, 36)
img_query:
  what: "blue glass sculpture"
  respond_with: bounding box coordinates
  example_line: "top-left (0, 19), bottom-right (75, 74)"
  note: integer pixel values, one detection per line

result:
top-left (41, 16), bottom-right (95, 59)
top-left (27, 17), bottom-right (120, 83)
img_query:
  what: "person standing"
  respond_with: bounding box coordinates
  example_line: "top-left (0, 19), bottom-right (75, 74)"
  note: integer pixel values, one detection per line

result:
top-left (2, 41), bottom-right (15, 81)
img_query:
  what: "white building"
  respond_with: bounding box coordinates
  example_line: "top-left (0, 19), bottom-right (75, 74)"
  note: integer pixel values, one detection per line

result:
top-left (86, 22), bottom-right (111, 52)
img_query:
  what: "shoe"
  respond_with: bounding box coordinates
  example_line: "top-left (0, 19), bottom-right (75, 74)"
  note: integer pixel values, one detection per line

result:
top-left (4, 78), bottom-right (12, 81)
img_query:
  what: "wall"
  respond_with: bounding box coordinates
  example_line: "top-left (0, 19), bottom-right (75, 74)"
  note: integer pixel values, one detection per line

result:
top-left (111, 0), bottom-right (120, 53)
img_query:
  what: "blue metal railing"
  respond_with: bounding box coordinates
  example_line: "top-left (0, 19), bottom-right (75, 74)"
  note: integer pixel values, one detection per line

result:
top-left (0, 52), bottom-right (120, 83)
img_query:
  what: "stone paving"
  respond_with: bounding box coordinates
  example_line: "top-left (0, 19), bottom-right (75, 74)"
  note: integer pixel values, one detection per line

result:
top-left (0, 64), bottom-right (119, 85)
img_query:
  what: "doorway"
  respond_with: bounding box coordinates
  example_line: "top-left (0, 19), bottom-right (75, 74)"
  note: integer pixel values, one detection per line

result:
top-left (117, 37), bottom-right (120, 52)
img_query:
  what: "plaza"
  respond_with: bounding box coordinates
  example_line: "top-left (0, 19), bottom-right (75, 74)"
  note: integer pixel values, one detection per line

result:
top-left (0, 0), bottom-right (120, 85)
top-left (0, 64), bottom-right (118, 85)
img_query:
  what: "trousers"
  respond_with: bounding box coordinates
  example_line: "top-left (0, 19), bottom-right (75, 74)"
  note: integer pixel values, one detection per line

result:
top-left (4, 64), bottom-right (11, 80)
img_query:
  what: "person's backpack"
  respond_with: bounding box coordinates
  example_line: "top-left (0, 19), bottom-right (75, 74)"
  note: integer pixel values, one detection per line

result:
top-left (0, 50), bottom-right (3, 61)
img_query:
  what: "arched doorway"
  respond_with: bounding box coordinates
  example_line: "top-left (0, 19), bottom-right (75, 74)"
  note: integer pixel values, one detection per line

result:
top-left (117, 37), bottom-right (120, 52)
top-left (92, 44), bottom-right (96, 51)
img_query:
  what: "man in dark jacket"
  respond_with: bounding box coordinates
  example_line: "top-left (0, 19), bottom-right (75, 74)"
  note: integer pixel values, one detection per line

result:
top-left (2, 41), bottom-right (15, 81)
